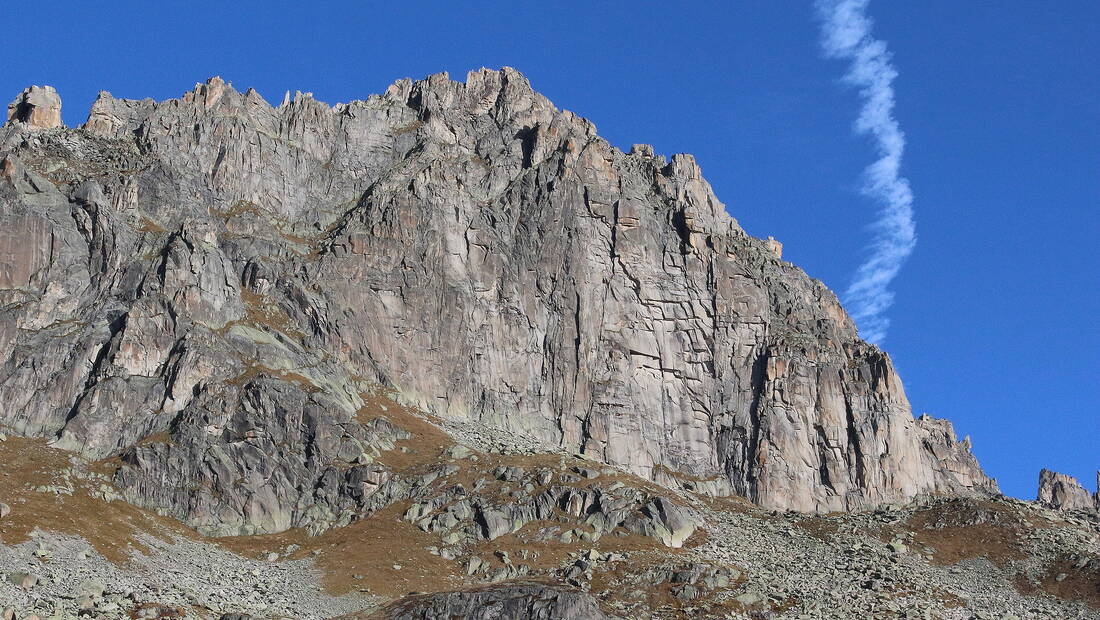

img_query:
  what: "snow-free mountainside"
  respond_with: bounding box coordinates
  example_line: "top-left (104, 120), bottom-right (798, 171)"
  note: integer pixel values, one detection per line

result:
top-left (0, 71), bottom-right (1096, 619)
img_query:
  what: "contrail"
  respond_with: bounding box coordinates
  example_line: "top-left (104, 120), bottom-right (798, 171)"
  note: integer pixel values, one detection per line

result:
top-left (815, 0), bottom-right (916, 345)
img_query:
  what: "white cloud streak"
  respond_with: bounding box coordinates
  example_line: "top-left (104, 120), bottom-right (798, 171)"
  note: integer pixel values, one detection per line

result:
top-left (815, 0), bottom-right (916, 345)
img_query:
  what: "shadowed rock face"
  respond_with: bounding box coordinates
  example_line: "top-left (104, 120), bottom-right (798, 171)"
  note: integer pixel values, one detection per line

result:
top-left (0, 69), bottom-right (995, 535)
top-left (373, 582), bottom-right (614, 620)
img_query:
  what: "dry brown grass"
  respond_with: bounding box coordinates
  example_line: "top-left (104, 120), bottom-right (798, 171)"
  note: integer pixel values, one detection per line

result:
top-left (392, 120), bottom-right (423, 136)
top-left (586, 551), bottom-right (749, 617)
top-left (135, 431), bottom-right (173, 447)
top-left (793, 515), bottom-right (841, 542)
top-left (905, 500), bottom-right (1032, 568)
top-left (211, 395), bottom-right (470, 596)
top-left (355, 392), bottom-right (456, 471)
top-left (0, 436), bottom-right (193, 564)
top-left (464, 519), bottom-right (700, 580)
top-left (691, 493), bottom-right (768, 521)
top-left (136, 216), bottom-right (167, 234)
top-left (238, 288), bottom-right (309, 342)
top-left (217, 501), bottom-right (466, 598)
top-left (211, 200), bottom-right (265, 222)
top-left (1015, 554), bottom-right (1100, 610)
top-left (0, 392), bottom-right (725, 610)
top-left (225, 361), bottom-right (320, 394)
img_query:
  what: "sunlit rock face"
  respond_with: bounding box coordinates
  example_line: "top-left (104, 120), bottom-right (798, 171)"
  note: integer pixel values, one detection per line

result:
top-left (1037, 469), bottom-right (1098, 511)
top-left (0, 70), bottom-right (996, 534)
top-left (6, 85), bottom-right (63, 129)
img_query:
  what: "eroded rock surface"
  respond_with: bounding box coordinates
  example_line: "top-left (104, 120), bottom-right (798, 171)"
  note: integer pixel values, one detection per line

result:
top-left (374, 581), bottom-right (614, 620)
top-left (5, 86), bottom-right (62, 129)
top-left (0, 70), bottom-right (996, 538)
top-left (1038, 469), bottom-right (1099, 511)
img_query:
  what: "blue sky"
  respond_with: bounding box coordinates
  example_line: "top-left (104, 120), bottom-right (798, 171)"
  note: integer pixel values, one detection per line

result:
top-left (4, 1), bottom-right (1097, 499)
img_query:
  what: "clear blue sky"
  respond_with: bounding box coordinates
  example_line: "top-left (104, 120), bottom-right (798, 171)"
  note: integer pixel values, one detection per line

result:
top-left (5, 1), bottom-right (1097, 499)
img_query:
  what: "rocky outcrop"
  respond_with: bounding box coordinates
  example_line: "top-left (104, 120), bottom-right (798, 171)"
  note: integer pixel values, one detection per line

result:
top-left (401, 463), bottom-right (698, 554)
top-left (0, 70), bottom-right (995, 536)
top-left (5, 86), bottom-right (62, 129)
top-left (374, 582), bottom-right (615, 620)
top-left (1037, 469), bottom-right (1098, 511)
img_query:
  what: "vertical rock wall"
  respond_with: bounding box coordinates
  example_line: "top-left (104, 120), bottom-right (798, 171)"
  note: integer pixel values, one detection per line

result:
top-left (0, 69), bottom-right (996, 534)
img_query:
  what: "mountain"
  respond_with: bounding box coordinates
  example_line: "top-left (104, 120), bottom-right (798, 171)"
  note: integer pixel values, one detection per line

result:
top-left (0, 71), bottom-right (1094, 619)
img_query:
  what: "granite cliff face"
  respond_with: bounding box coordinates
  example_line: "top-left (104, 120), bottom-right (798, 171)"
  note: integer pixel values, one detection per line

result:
top-left (0, 69), bottom-right (996, 537)
top-left (1038, 469), bottom-right (1100, 511)
top-left (6, 85), bottom-right (62, 130)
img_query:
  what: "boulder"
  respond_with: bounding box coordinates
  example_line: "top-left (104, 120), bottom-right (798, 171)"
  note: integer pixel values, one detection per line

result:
top-left (628, 498), bottom-right (697, 548)
top-left (7, 571), bottom-right (37, 590)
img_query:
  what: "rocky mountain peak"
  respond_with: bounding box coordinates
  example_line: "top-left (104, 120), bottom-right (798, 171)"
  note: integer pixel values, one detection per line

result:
top-left (5, 85), bottom-right (63, 129)
top-left (1038, 468), bottom-right (1100, 511)
top-left (0, 68), bottom-right (998, 542)
top-left (3, 68), bottom-right (1099, 620)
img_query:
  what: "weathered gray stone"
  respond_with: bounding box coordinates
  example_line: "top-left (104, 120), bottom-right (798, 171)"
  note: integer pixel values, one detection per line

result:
top-left (76, 593), bottom-right (96, 611)
top-left (0, 69), bottom-right (996, 543)
top-left (7, 571), bottom-right (37, 590)
top-left (5, 85), bottom-right (62, 129)
top-left (445, 444), bottom-right (473, 460)
top-left (626, 497), bottom-right (697, 548)
top-left (378, 581), bottom-right (615, 620)
top-left (32, 542), bottom-right (49, 559)
top-left (1037, 469), bottom-right (1098, 511)
top-left (735, 592), bottom-right (764, 606)
top-left (78, 578), bottom-right (106, 599)
top-left (671, 584), bottom-right (699, 600)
